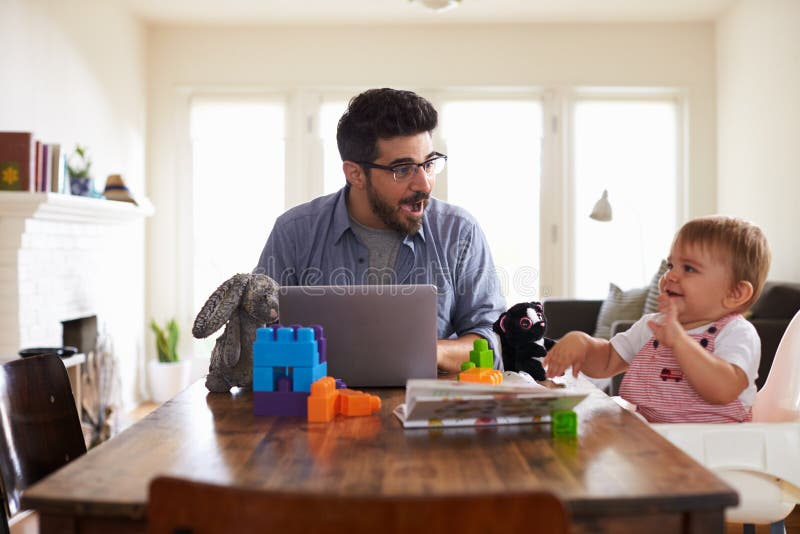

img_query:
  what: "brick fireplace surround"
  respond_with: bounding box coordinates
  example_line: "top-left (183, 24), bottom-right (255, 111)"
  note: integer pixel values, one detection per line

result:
top-left (0, 192), bottom-right (152, 411)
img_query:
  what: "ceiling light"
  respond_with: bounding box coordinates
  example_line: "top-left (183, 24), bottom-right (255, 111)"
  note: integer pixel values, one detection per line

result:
top-left (410, 0), bottom-right (462, 13)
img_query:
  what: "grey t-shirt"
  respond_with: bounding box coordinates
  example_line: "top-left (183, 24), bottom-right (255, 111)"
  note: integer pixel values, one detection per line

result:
top-left (349, 216), bottom-right (402, 285)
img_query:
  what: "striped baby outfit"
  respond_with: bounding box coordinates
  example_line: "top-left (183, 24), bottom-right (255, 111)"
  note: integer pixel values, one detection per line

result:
top-left (618, 313), bottom-right (751, 423)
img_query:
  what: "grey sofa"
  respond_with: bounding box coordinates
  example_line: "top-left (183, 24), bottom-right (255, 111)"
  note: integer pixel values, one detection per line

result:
top-left (543, 281), bottom-right (800, 392)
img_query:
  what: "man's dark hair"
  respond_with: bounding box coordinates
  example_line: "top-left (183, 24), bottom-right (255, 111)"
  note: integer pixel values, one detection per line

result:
top-left (336, 88), bottom-right (438, 164)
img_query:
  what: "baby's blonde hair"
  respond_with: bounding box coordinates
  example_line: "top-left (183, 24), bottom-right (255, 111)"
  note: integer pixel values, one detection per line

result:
top-left (674, 215), bottom-right (771, 309)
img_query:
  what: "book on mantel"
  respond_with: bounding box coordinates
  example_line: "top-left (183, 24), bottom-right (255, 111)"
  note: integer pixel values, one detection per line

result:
top-left (393, 375), bottom-right (590, 429)
top-left (0, 132), bottom-right (35, 191)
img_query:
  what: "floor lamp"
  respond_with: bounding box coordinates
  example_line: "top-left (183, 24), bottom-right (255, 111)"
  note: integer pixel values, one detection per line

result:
top-left (589, 189), bottom-right (648, 284)
top-left (590, 190), bottom-right (613, 222)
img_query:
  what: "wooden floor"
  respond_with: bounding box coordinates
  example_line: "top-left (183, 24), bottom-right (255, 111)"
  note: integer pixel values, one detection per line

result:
top-left (9, 401), bottom-right (800, 533)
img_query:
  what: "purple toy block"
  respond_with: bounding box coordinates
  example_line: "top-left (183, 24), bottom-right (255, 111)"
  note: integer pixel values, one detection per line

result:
top-left (253, 391), bottom-right (308, 417)
top-left (335, 378), bottom-right (347, 389)
top-left (312, 324), bottom-right (327, 363)
top-left (277, 376), bottom-right (292, 392)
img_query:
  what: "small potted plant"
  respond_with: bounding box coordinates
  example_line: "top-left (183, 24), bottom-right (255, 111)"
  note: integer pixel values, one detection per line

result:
top-left (148, 318), bottom-right (191, 403)
top-left (67, 144), bottom-right (94, 196)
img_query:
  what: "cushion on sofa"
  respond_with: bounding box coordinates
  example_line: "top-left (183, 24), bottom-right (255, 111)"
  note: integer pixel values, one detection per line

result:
top-left (593, 284), bottom-right (648, 340)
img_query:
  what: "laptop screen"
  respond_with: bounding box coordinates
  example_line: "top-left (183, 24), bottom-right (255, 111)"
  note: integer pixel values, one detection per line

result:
top-left (277, 285), bottom-right (437, 387)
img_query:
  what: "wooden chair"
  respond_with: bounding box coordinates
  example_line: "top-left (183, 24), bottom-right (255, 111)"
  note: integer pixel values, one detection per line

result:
top-left (0, 354), bottom-right (87, 530)
top-left (149, 476), bottom-right (570, 534)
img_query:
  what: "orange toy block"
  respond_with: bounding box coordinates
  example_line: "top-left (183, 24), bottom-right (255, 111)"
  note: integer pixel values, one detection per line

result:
top-left (338, 388), bottom-right (381, 416)
top-left (307, 377), bottom-right (338, 422)
top-left (458, 367), bottom-right (503, 385)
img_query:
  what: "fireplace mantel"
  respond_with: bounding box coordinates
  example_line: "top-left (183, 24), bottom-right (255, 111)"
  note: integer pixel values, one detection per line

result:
top-left (0, 192), bottom-right (154, 224)
top-left (0, 191), bottom-right (153, 412)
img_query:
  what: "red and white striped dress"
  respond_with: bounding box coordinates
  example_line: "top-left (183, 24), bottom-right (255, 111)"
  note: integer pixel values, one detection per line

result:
top-left (618, 313), bottom-right (752, 423)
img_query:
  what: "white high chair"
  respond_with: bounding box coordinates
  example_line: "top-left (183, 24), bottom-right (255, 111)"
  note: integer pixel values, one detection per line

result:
top-left (652, 310), bottom-right (800, 533)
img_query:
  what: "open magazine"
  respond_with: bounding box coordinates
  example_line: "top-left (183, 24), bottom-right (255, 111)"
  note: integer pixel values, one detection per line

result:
top-left (393, 375), bottom-right (590, 428)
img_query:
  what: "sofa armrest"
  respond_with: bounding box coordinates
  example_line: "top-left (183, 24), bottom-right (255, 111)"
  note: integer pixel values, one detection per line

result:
top-left (543, 299), bottom-right (603, 339)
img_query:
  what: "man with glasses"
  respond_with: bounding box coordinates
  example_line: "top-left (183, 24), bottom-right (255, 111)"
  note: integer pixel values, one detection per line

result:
top-left (255, 88), bottom-right (505, 372)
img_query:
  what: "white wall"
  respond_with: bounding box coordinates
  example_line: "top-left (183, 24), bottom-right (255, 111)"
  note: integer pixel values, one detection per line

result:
top-left (717, 0), bottom-right (800, 281)
top-left (0, 0), bottom-right (148, 410)
top-left (146, 22), bottom-right (717, 344)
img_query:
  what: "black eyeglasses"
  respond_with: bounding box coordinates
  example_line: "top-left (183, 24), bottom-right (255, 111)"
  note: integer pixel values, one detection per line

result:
top-left (356, 153), bottom-right (447, 183)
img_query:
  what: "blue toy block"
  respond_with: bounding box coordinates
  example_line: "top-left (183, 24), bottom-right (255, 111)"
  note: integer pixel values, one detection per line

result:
top-left (292, 362), bottom-right (328, 393)
top-left (253, 366), bottom-right (275, 392)
top-left (253, 391), bottom-right (308, 417)
top-left (253, 326), bottom-right (320, 367)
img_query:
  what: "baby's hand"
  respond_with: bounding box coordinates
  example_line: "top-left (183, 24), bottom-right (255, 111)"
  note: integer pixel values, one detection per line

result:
top-left (543, 331), bottom-right (591, 378)
top-left (647, 293), bottom-right (684, 348)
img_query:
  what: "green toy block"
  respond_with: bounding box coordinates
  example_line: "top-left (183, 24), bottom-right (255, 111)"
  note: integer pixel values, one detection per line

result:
top-left (551, 410), bottom-right (577, 437)
top-left (469, 338), bottom-right (494, 369)
top-left (460, 361), bottom-right (476, 371)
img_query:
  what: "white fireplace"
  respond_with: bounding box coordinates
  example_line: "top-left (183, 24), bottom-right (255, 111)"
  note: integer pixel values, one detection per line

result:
top-left (0, 192), bottom-right (153, 411)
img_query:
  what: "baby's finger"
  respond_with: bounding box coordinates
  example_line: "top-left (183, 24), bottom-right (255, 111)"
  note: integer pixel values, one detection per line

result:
top-left (545, 359), bottom-right (565, 378)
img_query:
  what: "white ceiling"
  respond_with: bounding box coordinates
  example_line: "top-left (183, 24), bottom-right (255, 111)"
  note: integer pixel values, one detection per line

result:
top-left (123, 0), bottom-right (738, 25)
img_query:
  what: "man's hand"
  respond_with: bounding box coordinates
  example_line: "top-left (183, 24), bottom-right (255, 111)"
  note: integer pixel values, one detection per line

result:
top-left (437, 334), bottom-right (481, 374)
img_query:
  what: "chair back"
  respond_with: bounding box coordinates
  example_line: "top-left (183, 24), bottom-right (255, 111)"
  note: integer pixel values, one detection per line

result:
top-left (148, 476), bottom-right (570, 534)
top-left (753, 309), bottom-right (800, 422)
top-left (0, 354), bottom-right (87, 518)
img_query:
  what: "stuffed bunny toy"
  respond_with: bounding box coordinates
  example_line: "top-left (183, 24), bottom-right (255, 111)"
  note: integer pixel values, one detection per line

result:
top-left (192, 273), bottom-right (280, 392)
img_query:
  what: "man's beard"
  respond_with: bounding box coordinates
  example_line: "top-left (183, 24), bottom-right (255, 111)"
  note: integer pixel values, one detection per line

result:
top-left (365, 176), bottom-right (428, 235)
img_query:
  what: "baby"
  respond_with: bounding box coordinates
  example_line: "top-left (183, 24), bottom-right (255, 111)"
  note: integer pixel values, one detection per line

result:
top-left (543, 215), bottom-right (771, 423)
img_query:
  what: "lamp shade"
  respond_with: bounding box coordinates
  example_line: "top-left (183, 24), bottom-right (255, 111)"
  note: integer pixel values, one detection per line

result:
top-left (590, 190), bottom-right (612, 222)
top-left (410, 0), bottom-right (461, 12)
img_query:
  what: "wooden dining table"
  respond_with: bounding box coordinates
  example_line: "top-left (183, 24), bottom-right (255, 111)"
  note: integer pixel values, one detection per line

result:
top-left (22, 378), bottom-right (738, 533)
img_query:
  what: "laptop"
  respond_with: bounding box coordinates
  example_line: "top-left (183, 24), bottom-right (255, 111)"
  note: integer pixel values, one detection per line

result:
top-left (277, 284), bottom-right (438, 387)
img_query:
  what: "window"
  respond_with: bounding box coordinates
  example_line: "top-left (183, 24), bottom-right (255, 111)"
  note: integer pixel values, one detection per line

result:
top-left (189, 97), bottom-right (285, 354)
top-left (320, 100), bottom-right (348, 195)
top-left (178, 86), bottom-right (684, 346)
top-left (442, 99), bottom-right (543, 305)
top-left (571, 98), bottom-right (679, 298)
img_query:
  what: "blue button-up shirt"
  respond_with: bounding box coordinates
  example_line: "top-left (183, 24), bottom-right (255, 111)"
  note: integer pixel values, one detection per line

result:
top-left (254, 187), bottom-right (507, 365)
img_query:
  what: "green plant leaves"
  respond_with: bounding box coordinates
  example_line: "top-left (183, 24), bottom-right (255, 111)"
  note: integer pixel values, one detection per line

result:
top-left (150, 318), bottom-right (180, 363)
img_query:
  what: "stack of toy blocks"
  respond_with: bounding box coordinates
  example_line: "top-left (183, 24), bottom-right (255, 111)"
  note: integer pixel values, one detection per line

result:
top-left (459, 338), bottom-right (503, 385)
top-left (253, 324), bottom-right (328, 416)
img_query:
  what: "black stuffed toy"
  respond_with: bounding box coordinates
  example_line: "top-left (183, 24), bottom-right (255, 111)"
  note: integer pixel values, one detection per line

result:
top-left (493, 302), bottom-right (556, 381)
